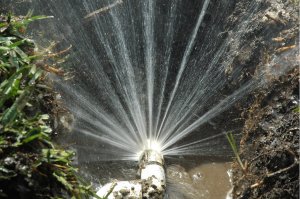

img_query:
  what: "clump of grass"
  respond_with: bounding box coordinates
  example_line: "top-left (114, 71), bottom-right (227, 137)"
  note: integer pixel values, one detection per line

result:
top-left (0, 11), bottom-right (105, 199)
top-left (226, 132), bottom-right (248, 179)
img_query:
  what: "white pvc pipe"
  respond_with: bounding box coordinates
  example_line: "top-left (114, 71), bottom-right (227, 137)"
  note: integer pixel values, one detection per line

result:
top-left (96, 150), bottom-right (166, 199)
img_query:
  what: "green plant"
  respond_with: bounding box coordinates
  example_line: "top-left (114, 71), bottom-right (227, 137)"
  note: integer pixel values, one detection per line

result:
top-left (226, 132), bottom-right (248, 178)
top-left (0, 11), bottom-right (107, 199)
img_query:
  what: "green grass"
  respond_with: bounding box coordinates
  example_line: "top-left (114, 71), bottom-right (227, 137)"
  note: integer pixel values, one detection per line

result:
top-left (0, 11), bottom-right (106, 199)
top-left (226, 132), bottom-right (246, 171)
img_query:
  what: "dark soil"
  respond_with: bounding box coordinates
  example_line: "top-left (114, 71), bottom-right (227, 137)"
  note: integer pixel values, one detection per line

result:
top-left (0, 84), bottom-right (68, 198)
top-left (231, 69), bottom-right (299, 199)
top-left (223, 0), bottom-right (299, 198)
top-left (0, 143), bottom-right (66, 199)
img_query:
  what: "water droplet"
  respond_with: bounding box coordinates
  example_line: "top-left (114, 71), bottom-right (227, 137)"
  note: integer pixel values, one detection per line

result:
top-left (197, 172), bottom-right (204, 178)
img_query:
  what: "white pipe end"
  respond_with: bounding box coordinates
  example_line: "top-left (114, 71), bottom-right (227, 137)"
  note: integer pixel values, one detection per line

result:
top-left (96, 150), bottom-right (166, 199)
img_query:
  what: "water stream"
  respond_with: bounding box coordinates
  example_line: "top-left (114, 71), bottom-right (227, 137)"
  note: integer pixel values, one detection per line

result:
top-left (6, 0), bottom-right (297, 198)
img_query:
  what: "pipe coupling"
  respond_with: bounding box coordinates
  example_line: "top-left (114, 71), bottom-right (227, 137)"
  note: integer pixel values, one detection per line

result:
top-left (139, 149), bottom-right (164, 169)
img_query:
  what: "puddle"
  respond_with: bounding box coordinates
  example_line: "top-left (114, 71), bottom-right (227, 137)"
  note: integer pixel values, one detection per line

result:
top-left (166, 162), bottom-right (231, 199)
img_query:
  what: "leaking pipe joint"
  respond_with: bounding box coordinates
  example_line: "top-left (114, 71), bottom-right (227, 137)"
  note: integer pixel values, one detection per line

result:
top-left (96, 150), bottom-right (166, 199)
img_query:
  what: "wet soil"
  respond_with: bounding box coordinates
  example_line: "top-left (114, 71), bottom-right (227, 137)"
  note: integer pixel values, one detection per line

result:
top-left (223, 0), bottom-right (300, 198)
top-left (231, 69), bottom-right (299, 199)
top-left (223, 0), bottom-right (299, 198)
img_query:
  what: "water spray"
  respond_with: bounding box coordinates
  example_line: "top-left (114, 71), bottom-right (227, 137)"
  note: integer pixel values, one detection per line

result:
top-left (96, 149), bottom-right (166, 199)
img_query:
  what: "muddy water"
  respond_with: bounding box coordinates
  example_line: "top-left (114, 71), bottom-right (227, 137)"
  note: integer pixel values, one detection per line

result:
top-left (74, 154), bottom-right (233, 199)
top-left (166, 161), bottom-right (231, 199)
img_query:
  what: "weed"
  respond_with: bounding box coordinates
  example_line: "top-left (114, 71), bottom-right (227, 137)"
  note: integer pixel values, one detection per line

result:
top-left (226, 132), bottom-right (248, 179)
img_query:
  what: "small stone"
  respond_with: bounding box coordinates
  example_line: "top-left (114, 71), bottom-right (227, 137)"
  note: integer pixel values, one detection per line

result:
top-left (119, 188), bottom-right (130, 196)
top-left (113, 191), bottom-right (118, 197)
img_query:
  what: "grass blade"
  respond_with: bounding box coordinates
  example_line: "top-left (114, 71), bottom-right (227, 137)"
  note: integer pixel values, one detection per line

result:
top-left (2, 87), bottom-right (34, 125)
top-left (226, 132), bottom-right (245, 170)
top-left (13, 15), bottom-right (54, 28)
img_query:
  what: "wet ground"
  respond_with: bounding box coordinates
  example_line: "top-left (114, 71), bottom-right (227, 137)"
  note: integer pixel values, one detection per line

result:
top-left (231, 69), bottom-right (299, 199)
top-left (1, 0), bottom-right (298, 198)
top-left (223, 0), bottom-right (299, 198)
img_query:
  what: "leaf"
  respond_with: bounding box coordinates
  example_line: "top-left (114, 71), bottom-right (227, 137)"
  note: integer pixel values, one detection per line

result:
top-left (40, 125), bottom-right (52, 133)
top-left (28, 63), bottom-right (36, 78)
top-left (103, 184), bottom-right (116, 199)
top-left (3, 73), bottom-right (22, 94)
top-left (23, 133), bottom-right (44, 143)
top-left (9, 50), bottom-right (19, 69)
top-left (12, 78), bottom-right (20, 98)
top-left (294, 107), bottom-right (300, 113)
top-left (26, 111), bottom-right (41, 123)
top-left (72, 173), bottom-right (88, 186)
top-left (42, 149), bottom-right (74, 159)
top-left (85, 190), bottom-right (102, 199)
top-left (32, 161), bottom-right (42, 168)
top-left (39, 114), bottom-right (50, 120)
top-left (76, 184), bottom-right (94, 195)
top-left (36, 84), bottom-right (51, 89)
top-left (0, 36), bottom-right (16, 43)
top-left (55, 151), bottom-right (75, 162)
top-left (13, 15), bottom-right (54, 28)
top-left (66, 167), bottom-right (79, 172)
top-left (29, 67), bottom-right (43, 83)
top-left (14, 47), bottom-right (30, 64)
top-left (2, 87), bottom-right (34, 125)
top-left (0, 22), bottom-right (7, 28)
top-left (0, 166), bottom-right (14, 174)
top-left (8, 28), bottom-right (25, 39)
top-left (0, 63), bottom-right (10, 69)
top-left (7, 39), bottom-right (25, 48)
top-left (0, 79), bottom-right (8, 89)
top-left (53, 173), bottom-right (75, 193)
top-left (54, 168), bottom-right (67, 177)
top-left (20, 55), bottom-right (43, 60)
top-left (226, 132), bottom-right (245, 170)
top-left (40, 139), bottom-right (55, 149)
top-left (0, 23), bottom-right (9, 33)
top-left (0, 46), bottom-right (10, 51)
top-left (2, 65), bottom-right (30, 94)
top-left (56, 159), bottom-right (71, 164)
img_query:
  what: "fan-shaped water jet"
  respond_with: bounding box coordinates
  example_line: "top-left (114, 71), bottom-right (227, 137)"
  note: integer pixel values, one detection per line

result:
top-left (5, 0), bottom-right (298, 198)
